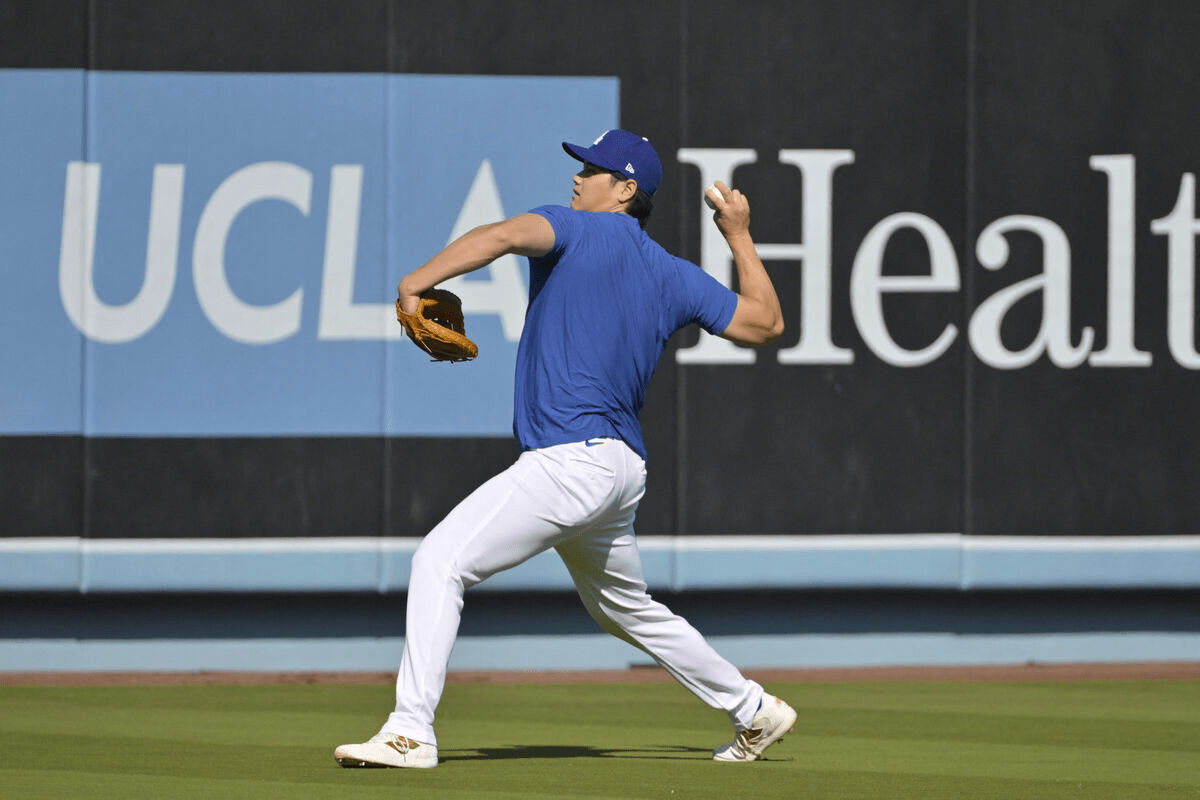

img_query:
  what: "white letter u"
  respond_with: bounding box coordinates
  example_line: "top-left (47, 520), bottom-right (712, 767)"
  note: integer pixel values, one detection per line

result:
top-left (59, 162), bottom-right (184, 344)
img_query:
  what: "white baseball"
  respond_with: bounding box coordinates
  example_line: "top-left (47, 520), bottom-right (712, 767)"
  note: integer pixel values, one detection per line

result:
top-left (704, 184), bottom-right (721, 210)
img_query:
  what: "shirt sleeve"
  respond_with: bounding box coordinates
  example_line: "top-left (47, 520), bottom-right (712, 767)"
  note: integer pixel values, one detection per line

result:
top-left (676, 258), bottom-right (739, 335)
top-left (528, 205), bottom-right (574, 257)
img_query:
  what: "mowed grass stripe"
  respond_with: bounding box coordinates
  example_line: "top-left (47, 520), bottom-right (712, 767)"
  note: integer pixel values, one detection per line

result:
top-left (1, 679), bottom-right (1196, 799)
top-left (799, 706), bottom-right (1200, 752)
top-left (1, 768), bottom-right (569, 800)
top-left (791, 680), bottom-right (1200, 724)
top-left (797, 732), bottom-right (1200, 786)
top-left (795, 770), bottom-right (1189, 800)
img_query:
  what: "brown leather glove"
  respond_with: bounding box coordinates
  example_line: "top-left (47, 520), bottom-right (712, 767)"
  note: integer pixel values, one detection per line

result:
top-left (395, 289), bottom-right (479, 363)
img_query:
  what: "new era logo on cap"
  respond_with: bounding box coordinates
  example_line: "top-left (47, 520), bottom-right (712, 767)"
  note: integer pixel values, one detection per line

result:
top-left (562, 129), bottom-right (663, 196)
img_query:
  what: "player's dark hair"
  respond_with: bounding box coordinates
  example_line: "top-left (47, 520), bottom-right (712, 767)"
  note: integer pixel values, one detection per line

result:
top-left (608, 171), bottom-right (654, 228)
top-left (625, 189), bottom-right (654, 228)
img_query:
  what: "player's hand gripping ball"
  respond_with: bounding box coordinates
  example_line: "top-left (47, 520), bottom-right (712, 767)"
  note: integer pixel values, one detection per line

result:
top-left (704, 183), bottom-right (721, 210)
top-left (395, 288), bottom-right (479, 363)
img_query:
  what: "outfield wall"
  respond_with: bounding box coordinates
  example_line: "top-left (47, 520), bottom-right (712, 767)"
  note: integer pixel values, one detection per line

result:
top-left (2, 1), bottom-right (1200, 670)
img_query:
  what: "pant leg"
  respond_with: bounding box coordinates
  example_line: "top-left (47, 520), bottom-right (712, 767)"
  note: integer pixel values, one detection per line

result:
top-left (382, 443), bottom-right (625, 744)
top-left (554, 443), bottom-right (763, 730)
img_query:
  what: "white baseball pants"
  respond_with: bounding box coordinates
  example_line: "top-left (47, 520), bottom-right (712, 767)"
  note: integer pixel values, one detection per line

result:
top-left (380, 438), bottom-right (763, 746)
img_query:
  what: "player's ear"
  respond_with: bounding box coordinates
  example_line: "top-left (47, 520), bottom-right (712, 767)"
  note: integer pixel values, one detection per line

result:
top-left (617, 178), bottom-right (638, 203)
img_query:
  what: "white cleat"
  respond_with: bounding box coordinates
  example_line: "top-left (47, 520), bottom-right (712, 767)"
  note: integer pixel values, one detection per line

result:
top-left (712, 693), bottom-right (798, 762)
top-left (334, 732), bottom-right (439, 769)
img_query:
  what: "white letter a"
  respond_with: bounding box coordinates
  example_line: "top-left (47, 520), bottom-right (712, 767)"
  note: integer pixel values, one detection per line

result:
top-left (439, 159), bottom-right (528, 341)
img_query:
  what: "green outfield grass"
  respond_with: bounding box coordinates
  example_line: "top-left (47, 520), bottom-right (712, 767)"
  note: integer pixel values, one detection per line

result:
top-left (1, 678), bottom-right (1198, 799)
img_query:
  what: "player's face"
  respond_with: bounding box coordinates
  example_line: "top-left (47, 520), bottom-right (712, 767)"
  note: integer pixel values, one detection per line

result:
top-left (571, 162), bottom-right (632, 212)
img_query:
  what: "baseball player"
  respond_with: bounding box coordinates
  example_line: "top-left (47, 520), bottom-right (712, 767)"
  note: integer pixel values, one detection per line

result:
top-left (335, 129), bottom-right (796, 768)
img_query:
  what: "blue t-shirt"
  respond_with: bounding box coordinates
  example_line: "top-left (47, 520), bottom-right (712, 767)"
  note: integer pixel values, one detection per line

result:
top-left (514, 205), bottom-right (738, 460)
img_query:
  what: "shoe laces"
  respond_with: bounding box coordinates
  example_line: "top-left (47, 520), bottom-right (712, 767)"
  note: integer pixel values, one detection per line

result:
top-left (370, 733), bottom-right (417, 754)
top-left (745, 724), bottom-right (767, 743)
top-left (727, 725), bottom-right (764, 758)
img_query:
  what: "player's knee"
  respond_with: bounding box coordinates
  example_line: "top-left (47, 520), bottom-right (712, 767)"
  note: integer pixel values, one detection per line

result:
top-left (588, 596), bottom-right (660, 635)
top-left (409, 541), bottom-right (463, 588)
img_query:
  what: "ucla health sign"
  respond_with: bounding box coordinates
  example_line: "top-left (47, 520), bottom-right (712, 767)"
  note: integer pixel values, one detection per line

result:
top-left (0, 71), bottom-right (619, 436)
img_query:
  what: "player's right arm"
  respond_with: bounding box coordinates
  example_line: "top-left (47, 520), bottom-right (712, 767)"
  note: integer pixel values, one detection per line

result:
top-left (707, 182), bottom-right (785, 346)
top-left (397, 213), bottom-right (555, 314)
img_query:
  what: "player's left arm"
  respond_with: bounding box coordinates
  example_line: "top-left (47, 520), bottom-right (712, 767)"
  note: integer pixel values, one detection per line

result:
top-left (397, 213), bottom-right (555, 314)
top-left (708, 182), bottom-right (784, 346)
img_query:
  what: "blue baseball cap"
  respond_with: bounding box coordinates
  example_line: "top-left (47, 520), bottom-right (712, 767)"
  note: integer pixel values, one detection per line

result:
top-left (562, 129), bottom-right (663, 196)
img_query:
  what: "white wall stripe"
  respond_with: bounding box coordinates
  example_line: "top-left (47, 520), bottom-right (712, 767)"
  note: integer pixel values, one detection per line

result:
top-left (2, 632), bottom-right (1198, 673)
top-left (3, 534), bottom-right (1199, 592)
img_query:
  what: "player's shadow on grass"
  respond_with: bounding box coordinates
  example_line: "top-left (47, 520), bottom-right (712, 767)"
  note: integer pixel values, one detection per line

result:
top-left (440, 744), bottom-right (711, 762)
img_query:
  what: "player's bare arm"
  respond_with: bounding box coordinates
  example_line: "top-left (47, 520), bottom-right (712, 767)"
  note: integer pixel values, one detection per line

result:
top-left (707, 181), bottom-right (784, 346)
top-left (398, 213), bottom-right (555, 313)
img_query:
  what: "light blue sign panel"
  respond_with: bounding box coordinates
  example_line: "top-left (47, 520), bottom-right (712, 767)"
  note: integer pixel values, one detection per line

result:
top-left (0, 70), bottom-right (87, 432)
top-left (0, 70), bottom-right (619, 436)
